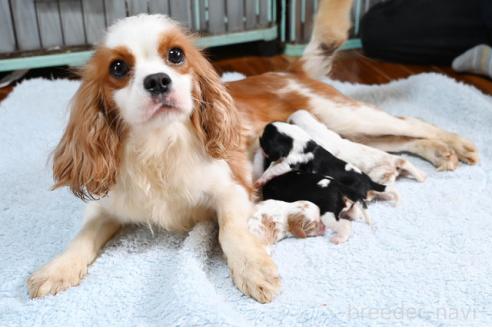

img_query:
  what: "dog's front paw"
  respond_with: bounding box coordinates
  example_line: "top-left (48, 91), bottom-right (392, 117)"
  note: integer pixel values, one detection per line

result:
top-left (229, 247), bottom-right (281, 303)
top-left (27, 255), bottom-right (88, 298)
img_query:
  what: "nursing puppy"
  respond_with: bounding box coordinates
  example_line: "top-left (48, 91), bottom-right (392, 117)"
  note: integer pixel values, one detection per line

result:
top-left (249, 199), bottom-right (325, 251)
top-left (256, 122), bottom-right (398, 204)
top-left (262, 171), bottom-right (363, 244)
top-left (288, 110), bottom-right (426, 184)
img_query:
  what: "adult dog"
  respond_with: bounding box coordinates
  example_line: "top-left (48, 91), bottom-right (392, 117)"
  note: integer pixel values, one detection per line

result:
top-left (27, 0), bottom-right (478, 303)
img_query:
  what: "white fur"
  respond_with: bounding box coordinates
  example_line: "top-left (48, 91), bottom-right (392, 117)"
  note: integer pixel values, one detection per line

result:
top-left (28, 15), bottom-right (281, 303)
top-left (345, 163), bottom-right (361, 173)
top-left (249, 199), bottom-right (322, 248)
top-left (317, 178), bottom-right (331, 188)
top-left (255, 123), bottom-right (314, 186)
top-left (252, 149), bottom-right (266, 181)
top-left (289, 110), bottom-right (427, 184)
top-left (106, 14), bottom-right (194, 126)
top-left (98, 122), bottom-right (237, 231)
top-left (320, 212), bottom-right (352, 245)
top-left (256, 160), bottom-right (292, 187)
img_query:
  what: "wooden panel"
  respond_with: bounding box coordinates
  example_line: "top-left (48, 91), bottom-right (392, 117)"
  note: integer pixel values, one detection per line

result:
top-left (148, 0), bottom-right (169, 15)
top-left (59, 0), bottom-right (85, 46)
top-left (226, 0), bottom-right (244, 32)
top-left (0, 0), bottom-right (16, 52)
top-left (244, 0), bottom-right (256, 29)
top-left (128, 0), bottom-right (148, 15)
top-left (350, 0), bottom-right (358, 36)
top-left (82, 0), bottom-right (106, 44)
top-left (213, 55), bottom-right (292, 76)
top-left (295, 0), bottom-right (302, 42)
top-left (303, 0), bottom-right (314, 43)
top-left (36, 0), bottom-right (64, 48)
top-left (105, 0), bottom-right (127, 26)
top-left (0, 85), bottom-right (13, 102)
top-left (10, 0), bottom-right (41, 51)
top-left (258, 0), bottom-right (270, 27)
top-left (207, 0), bottom-right (226, 34)
top-left (197, 0), bottom-right (207, 31)
top-left (169, 0), bottom-right (190, 27)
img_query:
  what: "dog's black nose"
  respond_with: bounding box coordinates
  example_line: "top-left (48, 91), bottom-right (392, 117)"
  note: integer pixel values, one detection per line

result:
top-left (143, 73), bottom-right (171, 95)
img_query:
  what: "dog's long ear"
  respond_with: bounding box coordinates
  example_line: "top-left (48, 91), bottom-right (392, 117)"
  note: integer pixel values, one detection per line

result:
top-left (190, 49), bottom-right (241, 158)
top-left (52, 56), bottom-right (126, 200)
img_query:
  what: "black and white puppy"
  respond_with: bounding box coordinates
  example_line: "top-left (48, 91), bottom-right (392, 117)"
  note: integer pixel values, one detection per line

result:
top-left (256, 122), bottom-right (398, 204)
top-left (262, 171), bottom-right (362, 244)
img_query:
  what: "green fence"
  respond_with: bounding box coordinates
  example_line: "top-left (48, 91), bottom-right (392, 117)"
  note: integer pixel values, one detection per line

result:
top-left (0, 0), bottom-right (376, 72)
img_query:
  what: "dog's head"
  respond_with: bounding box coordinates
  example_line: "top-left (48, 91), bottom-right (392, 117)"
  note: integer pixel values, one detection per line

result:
top-left (52, 14), bottom-right (240, 200)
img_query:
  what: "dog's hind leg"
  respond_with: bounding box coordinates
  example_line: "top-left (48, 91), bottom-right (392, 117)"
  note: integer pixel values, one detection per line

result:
top-left (307, 96), bottom-right (479, 170)
top-left (356, 135), bottom-right (464, 171)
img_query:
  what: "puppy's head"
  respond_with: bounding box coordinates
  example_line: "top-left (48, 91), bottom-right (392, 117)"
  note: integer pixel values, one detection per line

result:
top-left (259, 123), bottom-right (293, 161)
top-left (287, 201), bottom-right (325, 238)
top-left (53, 14), bottom-right (240, 200)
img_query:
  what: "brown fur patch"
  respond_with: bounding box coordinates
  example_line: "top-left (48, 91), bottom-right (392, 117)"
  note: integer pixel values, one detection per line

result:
top-left (287, 212), bottom-right (323, 238)
top-left (159, 31), bottom-right (257, 197)
top-left (52, 46), bottom-right (133, 200)
top-left (226, 71), bottom-right (354, 148)
top-left (261, 214), bottom-right (279, 245)
top-left (157, 27), bottom-right (195, 75)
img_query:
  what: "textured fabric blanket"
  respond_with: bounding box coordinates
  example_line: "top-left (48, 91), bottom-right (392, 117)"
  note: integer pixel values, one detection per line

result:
top-left (1, 73), bottom-right (491, 326)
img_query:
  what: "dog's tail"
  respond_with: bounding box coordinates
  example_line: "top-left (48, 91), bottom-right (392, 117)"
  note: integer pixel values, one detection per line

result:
top-left (289, 0), bottom-right (354, 79)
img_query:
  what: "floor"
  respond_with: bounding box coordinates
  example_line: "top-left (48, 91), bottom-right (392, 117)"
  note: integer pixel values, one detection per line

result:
top-left (213, 50), bottom-right (492, 95)
top-left (1, 49), bottom-right (491, 103)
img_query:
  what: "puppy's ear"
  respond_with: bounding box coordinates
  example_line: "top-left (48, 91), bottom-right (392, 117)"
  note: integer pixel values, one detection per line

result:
top-left (287, 212), bottom-right (309, 238)
top-left (190, 48), bottom-right (241, 158)
top-left (52, 55), bottom-right (126, 200)
top-left (260, 125), bottom-right (293, 161)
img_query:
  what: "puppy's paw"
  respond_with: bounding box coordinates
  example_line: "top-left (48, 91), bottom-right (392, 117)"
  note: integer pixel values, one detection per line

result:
top-left (396, 159), bottom-right (427, 182)
top-left (368, 165), bottom-right (398, 185)
top-left (229, 247), bottom-right (281, 303)
top-left (367, 187), bottom-right (400, 206)
top-left (27, 255), bottom-right (87, 298)
top-left (330, 233), bottom-right (350, 244)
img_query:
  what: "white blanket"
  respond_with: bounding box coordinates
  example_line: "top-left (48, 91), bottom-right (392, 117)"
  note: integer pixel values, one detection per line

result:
top-left (0, 73), bottom-right (491, 325)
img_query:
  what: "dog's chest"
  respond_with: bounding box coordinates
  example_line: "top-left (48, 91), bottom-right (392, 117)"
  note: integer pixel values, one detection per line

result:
top-left (100, 128), bottom-right (231, 231)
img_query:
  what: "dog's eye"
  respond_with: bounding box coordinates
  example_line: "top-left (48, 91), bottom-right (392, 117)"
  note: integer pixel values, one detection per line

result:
top-left (168, 47), bottom-right (184, 64)
top-left (109, 59), bottom-right (129, 78)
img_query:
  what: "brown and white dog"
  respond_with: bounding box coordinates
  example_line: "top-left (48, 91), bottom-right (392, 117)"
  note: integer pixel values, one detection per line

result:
top-left (27, 0), bottom-right (478, 303)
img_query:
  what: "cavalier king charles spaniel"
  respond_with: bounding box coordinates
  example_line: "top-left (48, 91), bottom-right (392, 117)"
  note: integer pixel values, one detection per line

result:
top-left (28, 0), bottom-right (478, 303)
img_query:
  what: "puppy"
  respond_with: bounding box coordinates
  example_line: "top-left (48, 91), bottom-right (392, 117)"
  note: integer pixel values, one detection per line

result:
top-left (249, 199), bottom-right (325, 251)
top-left (256, 122), bottom-right (398, 204)
top-left (262, 171), bottom-right (367, 244)
top-left (288, 110), bottom-right (427, 184)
